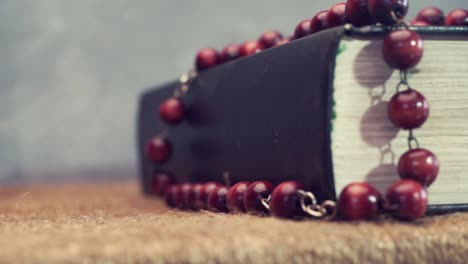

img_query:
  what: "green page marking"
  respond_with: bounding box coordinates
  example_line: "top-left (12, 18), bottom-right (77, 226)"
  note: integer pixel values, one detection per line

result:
top-left (331, 43), bottom-right (346, 133)
top-left (337, 43), bottom-right (347, 56)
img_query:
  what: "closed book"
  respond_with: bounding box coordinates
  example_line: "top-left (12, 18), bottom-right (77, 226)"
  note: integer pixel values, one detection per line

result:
top-left (137, 26), bottom-right (468, 213)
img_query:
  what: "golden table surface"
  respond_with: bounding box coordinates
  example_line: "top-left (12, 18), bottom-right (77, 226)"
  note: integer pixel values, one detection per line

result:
top-left (0, 181), bottom-right (467, 264)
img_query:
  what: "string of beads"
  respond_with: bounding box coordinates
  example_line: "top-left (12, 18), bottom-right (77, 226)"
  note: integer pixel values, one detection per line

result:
top-left (194, 3), bottom-right (468, 71)
top-left (145, 0), bottom-right (466, 221)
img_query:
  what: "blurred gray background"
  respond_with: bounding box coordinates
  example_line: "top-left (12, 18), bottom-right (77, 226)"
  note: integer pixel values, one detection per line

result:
top-left (0, 0), bottom-right (466, 182)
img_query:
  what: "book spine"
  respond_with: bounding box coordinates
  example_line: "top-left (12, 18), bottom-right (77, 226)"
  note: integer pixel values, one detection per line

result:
top-left (137, 27), bottom-right (345, 199)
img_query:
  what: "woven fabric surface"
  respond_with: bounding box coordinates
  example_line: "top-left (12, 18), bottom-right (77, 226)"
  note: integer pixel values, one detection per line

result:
top-left (0, 182), bottom-right (467, 264)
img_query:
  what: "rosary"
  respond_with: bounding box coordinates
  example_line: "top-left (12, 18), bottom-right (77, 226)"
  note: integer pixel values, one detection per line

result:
top-left (146, 1), bottom-right (468, 221)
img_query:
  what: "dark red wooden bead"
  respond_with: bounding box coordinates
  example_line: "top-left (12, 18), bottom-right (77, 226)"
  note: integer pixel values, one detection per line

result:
top-left (387, 89), bottom-right (429, 130)
top-left (145, 136), bottom-right (172, 164)
top-left (195, 48), bottom-right (219, 71)
top-left (398, 148), bottom-right (439, 187)
top-left (259, 31), bottom-right (283, 49)
top-left (190, 183), bottom-right (204, 209)
top-left (293, 19), bottom-right (312, 39)
top-left (383, 29), bottom-right (423, 70)
top-left (310, 11), bottom-right (330, 34)
top-left (327, 3), bottom-right (347, 28)
top-left (152, 171), bottom-right (175, 196)
top-left (159, 97), bottom-right (185, 125)
top-left (445, 9), bottom-right (468, 26)
top-left (180, 183), bottom-right (196, 210)
top-left (207, 186), bottom-right (229, 213)
top-left (164, 185), bottom-right (181, 208)
top-left (270, 181), bottom-right (304, 218)
top-left (368, 0), bottom-right (409, 25)
top-left (386, 179), bottom-right (428, 220)
top-left (226, 181), bottom-right (250, 213)
top-left (195, 182), bottom-right (222, 210)
top-left (273, 38), bottom-right (290, 47)
top-left (219, 43), bottom-right (241, 63)
top-left (416, 7), bottom-right (444, 26)
top-left (410, 20), bottom-right (430, 26)
top-left (345, 0), bottom-right (377, 27)
top-left (338, 182), bottom-right (382, 220)
top-left (239, 40), bottom-right (262, 57)
top-left (244, 181), bottom-right (274, 215)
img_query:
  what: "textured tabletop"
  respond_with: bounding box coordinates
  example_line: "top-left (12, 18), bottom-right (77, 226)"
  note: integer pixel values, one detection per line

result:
top-left (0, 182), bottom-right (467, 264)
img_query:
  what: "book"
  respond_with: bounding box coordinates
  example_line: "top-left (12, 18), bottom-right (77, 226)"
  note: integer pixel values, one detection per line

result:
top-left (137, 26), bottom-right (468, 213)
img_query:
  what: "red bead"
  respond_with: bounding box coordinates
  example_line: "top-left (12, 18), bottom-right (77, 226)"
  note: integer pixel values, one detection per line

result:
top-left (445, 9), bottom-right (468, 26)
top-left (310, 11), bottom-right (330, 34)
top-left (345, 0), bottom-right (377, 27)
top-left (190, 183), bottom-right (204, 209)
top-left (327, 3), bottom-right (347, 28)
top-left (243, 181), bottom-right (274, 215)
top-left (258, 31), bottom-right (283, 49)
top-left (398, 148), bottom-right (439, 187)
top-left (416, 7), bottom-right (445, 26)
top-left (368, 0), bottom-right (409, 25)
top-left (226, 181), bottom-right (250, 213)
top-left (270, 181), bottom-right (304, 218)
top-left (386, 179), bottom-right (428, 220)
top-left (383, 29), bottom-right (423, 70)
top-left (239, 40), bottom-right (262, 57)
top-left (273, 38), bottom-right (290, 47)
top-left (410, 20), bottom-right (430, 26)
top-left (159, 97), bottom-right (185, 125)
top-left (195, 182), bottom-right (222, 210)
top-left (387, 89), bottom-right (429, 130)
top-left (180, 183), bottom-right (196, 210)
top-left (219, 43), bottom-right (241, 63)
top-left (195, 48), bottom-right (219, 71)
top-left (152, 171), bottom-right (175, 196)
top-left (293, 19), bottom-right (312, 39)
top-left (164, 185), bottom-right (181, 208)
top-left (207, 186), bottom-right (229, 213)
top-left (338, 182), bottom-right (382, 220)
top-left (145, 136), bottom-right (172, 163)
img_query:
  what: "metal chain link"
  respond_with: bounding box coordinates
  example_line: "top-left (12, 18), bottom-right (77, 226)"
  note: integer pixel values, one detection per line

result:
top-left (174, 69), bottom-right (198, 98)
top-left (260, 191), bottom-right (337, 220)
top-left (407, 129), bottom-right (420, 150)
top-left (297, 190), bottom-right (337, 219)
